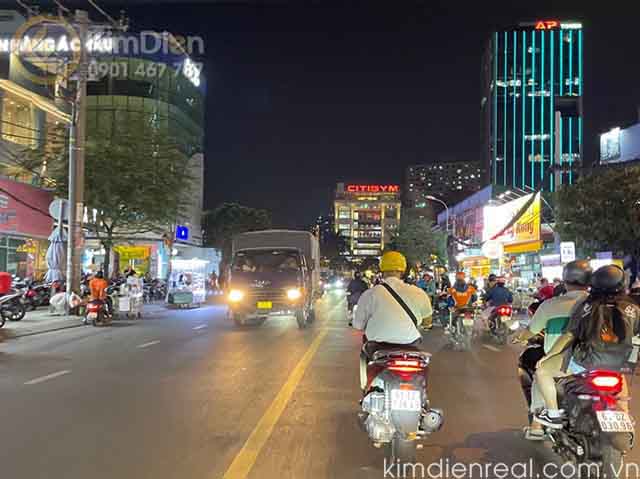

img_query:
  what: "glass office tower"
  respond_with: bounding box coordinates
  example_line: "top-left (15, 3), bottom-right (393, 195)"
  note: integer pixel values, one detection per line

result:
top-left (481, 21), bottom-right (583, 192)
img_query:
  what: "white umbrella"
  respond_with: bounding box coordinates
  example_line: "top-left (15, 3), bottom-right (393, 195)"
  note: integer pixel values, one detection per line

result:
top-left (44, 226), bottom-right (66, 283)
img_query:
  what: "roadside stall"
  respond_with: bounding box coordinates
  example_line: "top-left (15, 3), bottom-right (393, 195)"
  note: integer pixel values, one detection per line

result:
top-left (166, 259), bottom-right (208, 308)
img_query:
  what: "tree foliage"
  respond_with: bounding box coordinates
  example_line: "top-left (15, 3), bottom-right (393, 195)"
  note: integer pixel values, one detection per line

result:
top-left (389, 208), bottom-right (447, 268)
top-left (17, 113), bottom-right (195, 275)
top-left (204, 203), bottom-right (272, 263)
top-left (555, 165), bottom-right (640, 256)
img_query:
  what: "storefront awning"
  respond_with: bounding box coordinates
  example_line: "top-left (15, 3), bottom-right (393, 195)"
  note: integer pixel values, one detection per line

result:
top-left (504, 240), bottom-right (543, 255)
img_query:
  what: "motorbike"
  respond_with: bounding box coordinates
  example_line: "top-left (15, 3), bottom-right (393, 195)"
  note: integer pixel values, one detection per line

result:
top-left (0, 291), bottom-right (26, 322)
top-left (85, 299), bottom-right (112, 326)
top-left (22, 282), bottom-right (52, 311)
top-left (447, 306), bottom-right (476, 351)
top-left (540, 368), bottom-right (635, 478)
top-left (487, 304), bottom-right (519, 345)
top-left (360, 344), bottom-right (443, 464)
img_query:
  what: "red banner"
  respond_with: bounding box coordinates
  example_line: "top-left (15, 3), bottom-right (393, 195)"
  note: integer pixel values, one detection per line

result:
top-left (0, 178), bottom-right (53, 238)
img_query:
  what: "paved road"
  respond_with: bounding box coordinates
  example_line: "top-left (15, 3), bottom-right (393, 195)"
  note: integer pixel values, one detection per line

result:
top-left (1, 292), bottom-right (640, 479)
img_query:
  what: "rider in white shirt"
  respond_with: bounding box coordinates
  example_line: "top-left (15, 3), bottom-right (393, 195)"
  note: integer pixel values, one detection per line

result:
top-left (353, 251), bottom-right (432, 390)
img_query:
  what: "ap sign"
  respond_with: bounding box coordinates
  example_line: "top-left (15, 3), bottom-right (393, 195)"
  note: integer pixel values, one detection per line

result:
top-left (175, 225), bottom-right (190, 241)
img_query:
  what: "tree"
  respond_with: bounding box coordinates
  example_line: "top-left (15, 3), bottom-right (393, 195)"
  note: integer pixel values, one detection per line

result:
top-left (555, 165), bottom-right (640, 257)
top-left (17, 113), bottom-right (195, 277)
top-left (389, 208), bottom-right (447, 269)
top-left (204, 203), bottom-right (272, 265)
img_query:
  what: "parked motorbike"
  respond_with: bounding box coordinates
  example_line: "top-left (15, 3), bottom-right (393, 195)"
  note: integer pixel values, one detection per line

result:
top-left (540, 369), bottom-right (635, 478)
top-left (447, 306), bottom-right (476, 351)
top-left (0, 292), bottom-right (26, 321)
top-left (85, 299), bottom-right (112, 326)
top-left (360, 344), bottom-right (443, 464)
top-left (487, 304), bottom-right (518, 345)
top-left (22, 282), bottom-right (52, 311)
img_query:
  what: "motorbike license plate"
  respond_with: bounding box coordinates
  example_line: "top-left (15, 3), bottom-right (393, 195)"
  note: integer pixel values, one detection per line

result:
top-left (87, 312), bottom-right (98, 319)
top-left (462, 318), bottom-right (474, 327)
top-left (257, 301), bottom-right (272, 310)
top-left (596, 411), bottom-right (635, 433)
top-left (390, 389), bottom-right (421, 411)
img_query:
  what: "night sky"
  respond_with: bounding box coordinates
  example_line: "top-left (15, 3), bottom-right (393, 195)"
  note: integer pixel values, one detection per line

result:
top-left (24, 0), bottom-right (640, 227)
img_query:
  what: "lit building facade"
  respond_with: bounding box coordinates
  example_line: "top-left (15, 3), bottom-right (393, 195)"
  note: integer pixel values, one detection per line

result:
top-left (334, 183), bottom-right (401, 257)
top-left (481, 20), bottom-right (583, 192)
top-left (405, 161), bottom-right (485, 208)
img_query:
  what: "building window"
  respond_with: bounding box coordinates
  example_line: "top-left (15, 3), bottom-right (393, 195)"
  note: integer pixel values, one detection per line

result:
top-left (2, 95), bottom-right (34, 146)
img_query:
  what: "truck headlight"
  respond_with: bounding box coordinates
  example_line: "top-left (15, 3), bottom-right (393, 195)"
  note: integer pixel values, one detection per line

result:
top-left (287, 288), bottom-right (302, 300)
top-left (228, 289), bottom-right (244, 302)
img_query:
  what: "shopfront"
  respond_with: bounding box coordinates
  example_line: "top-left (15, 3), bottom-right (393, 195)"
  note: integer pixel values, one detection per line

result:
top-left (0, 178), bottom-right (53, 279)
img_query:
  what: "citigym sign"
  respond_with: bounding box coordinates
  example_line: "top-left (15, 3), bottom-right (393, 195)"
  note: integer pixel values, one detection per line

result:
top-left (346, 185), bottom-right (400, 193)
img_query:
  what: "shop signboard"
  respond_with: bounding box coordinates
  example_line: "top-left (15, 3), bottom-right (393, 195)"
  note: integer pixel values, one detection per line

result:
top-left (0, 178), bottom-right (53, 238)
top-left (483, 193), bottom-right (541, 252)
top-left (560, 241), bottom-right (576, 264)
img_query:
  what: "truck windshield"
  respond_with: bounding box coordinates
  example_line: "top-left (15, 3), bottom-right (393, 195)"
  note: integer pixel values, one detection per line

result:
top-left (232, 250), bottom-right (301, 273)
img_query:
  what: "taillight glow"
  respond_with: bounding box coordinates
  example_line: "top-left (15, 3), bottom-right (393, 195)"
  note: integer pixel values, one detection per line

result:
top-left (26, 290), bottom-right (36, 297)
top-left (588, 370), bottom-right (623, 393)
top-left (497, 306), bottom-right (512, 316)
top-left (387, 359), bottom-right (424, 373)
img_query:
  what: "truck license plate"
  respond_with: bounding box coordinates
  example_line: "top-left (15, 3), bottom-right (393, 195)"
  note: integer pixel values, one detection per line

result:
top-left (257, 301), bottom-right (272, 309)
top-left (391, 389), bottom-right (421, 411)
top-left (596, 411), bottom-right (635, 432)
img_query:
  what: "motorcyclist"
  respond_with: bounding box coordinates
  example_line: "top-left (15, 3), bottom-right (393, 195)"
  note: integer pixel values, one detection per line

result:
top-left (353, 251), bottom-right (432, 391)
top-left (515, 259), bottom-right (592, 439)
top-left (88, 271), bottom-right (111, 318)
top-left (416, 272), bottom-right (437, 330)
top-left (483, 276), bottom-right (513, 331)
top-left (347, 271), bottom-right (368, 323)
top-left (483, 273), bottom-right (498, 299)
top-left (446, 271), bottom-right (477, 330)
top-left (534, 264), bottom-right (640, 428)
top-left (536, 278), bottom-right (555, 302)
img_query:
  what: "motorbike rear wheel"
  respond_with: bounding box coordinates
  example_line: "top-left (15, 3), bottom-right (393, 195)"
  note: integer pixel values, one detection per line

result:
top-left (0, 315), bottom-right (5, 328)
top-left (600, 444), bottom-right (624, 478)
top-left (386, 436), bottom-right (417, 465)
top-left (9, 303), bottom-right (25, 321)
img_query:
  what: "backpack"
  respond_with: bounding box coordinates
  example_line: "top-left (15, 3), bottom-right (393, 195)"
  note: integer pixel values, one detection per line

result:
top-left (573, 297), bottom-right (639, 370)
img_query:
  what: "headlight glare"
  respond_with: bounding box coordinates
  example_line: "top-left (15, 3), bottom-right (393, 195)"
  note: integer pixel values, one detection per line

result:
top-left (287, 288), bottom-right (302, 300)
top-left (228, 289), bottom-right (244, 302)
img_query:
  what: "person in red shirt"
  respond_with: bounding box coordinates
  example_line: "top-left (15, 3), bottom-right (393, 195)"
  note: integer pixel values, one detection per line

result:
top-left (536, 278), bottom-right (555, 301)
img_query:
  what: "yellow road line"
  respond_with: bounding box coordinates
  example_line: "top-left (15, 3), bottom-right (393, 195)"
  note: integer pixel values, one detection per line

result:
top-left (222, 328), bottom-right (329, 479)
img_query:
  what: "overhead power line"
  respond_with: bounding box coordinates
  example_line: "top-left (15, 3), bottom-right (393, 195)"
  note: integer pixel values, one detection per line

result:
top-left (86, 0), bottom-right (120, 30)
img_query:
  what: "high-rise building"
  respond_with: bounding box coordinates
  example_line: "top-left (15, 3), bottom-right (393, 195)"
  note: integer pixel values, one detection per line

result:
top-left (405, 161), bottom-right (486, 208)
top-left (334, 183), bottom-right (401, 258)
top-left (481, 20), bottom-right (583, 192)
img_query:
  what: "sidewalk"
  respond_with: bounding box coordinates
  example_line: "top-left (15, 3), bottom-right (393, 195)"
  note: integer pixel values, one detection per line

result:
top-left (0, 303), bottom-right (170, 340)
top-left (0, 308), bottom-right (82, 340)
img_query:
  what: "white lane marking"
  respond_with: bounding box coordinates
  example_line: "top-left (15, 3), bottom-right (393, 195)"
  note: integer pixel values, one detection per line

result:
top-left (483, 344), bottom-right (501, 352)
top-left (24, 369), bottom-right (71, 385)
top-left (193, 324), bottom-right (207, 330)
top-left (137, 340), bottom-right (161, 349)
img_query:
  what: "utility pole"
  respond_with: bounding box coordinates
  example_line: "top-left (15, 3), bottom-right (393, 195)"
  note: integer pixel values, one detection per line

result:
top-left (66, 9), bottom-right (89, 308)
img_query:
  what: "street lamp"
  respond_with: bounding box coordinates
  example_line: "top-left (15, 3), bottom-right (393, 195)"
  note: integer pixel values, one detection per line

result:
top-left (425, 195), bottom-right (449, 234)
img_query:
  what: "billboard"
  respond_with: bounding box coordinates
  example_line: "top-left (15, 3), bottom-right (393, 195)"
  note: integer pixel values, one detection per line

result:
top-left (483, 193), bottom-right (541, 247)
top-left (0, 178), bottom-right (53, 238)
top-left (600, 123), bottom-right (640, 164)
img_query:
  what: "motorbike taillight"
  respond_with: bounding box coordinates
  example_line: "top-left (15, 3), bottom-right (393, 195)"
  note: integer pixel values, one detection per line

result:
top-left (587, 370), bottom-right (623, 394)
top-left (26, 290), bottom-right (36, 297)
top-left (386, 359), bottom-right (424, 373)
top-left (497, 306), bottom-right (512, 316)
top-left (87, 303), bottom-right (101, 312)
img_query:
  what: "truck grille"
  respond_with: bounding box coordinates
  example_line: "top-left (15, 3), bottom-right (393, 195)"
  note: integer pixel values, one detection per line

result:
top-left (247, 288), bottom-right (289, 303)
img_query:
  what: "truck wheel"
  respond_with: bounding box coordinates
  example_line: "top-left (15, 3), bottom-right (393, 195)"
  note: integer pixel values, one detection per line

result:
top-left (296, 309), bottom-right (308, 329)
top-left (230, 310), bottom-right (246, 327)
top-left (307, 307), bottom-right (316, 323)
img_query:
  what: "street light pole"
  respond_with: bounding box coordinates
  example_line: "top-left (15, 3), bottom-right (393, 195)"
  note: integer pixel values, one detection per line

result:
top-left (426, 195), bottom-right (449, 234)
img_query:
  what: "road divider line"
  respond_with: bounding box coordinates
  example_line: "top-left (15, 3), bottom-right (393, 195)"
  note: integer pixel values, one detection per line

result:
top-left (222, 328), bottom-right (329, 479)
top-left (137, 340), bottom-right (161, 349)
top-left (193, 324), bottom-right (207, 330)
top-left (24, 369), bottom-right (71, 385)
top-left (483, 344), bottom-right (501, 352)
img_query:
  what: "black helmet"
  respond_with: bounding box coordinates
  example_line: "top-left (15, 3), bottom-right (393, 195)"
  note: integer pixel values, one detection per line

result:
top-left (562, 260), bottom-right (592, 286)
top-left (354, 271), bottom-right (362, 279)
top-left (95, 271), bottom-right (104, 279)
top-left (591, 265), bottom-right (625, 295)
top-left (488, 274), bottom-right (497, 282)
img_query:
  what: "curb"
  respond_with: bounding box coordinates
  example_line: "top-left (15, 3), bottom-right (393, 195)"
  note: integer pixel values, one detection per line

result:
top-left (8, 321), bottom-right (85, 339)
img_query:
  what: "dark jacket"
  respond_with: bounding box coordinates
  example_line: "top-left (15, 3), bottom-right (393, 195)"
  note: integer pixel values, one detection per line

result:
top-left (484, 285), bottom-right (513, 307)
